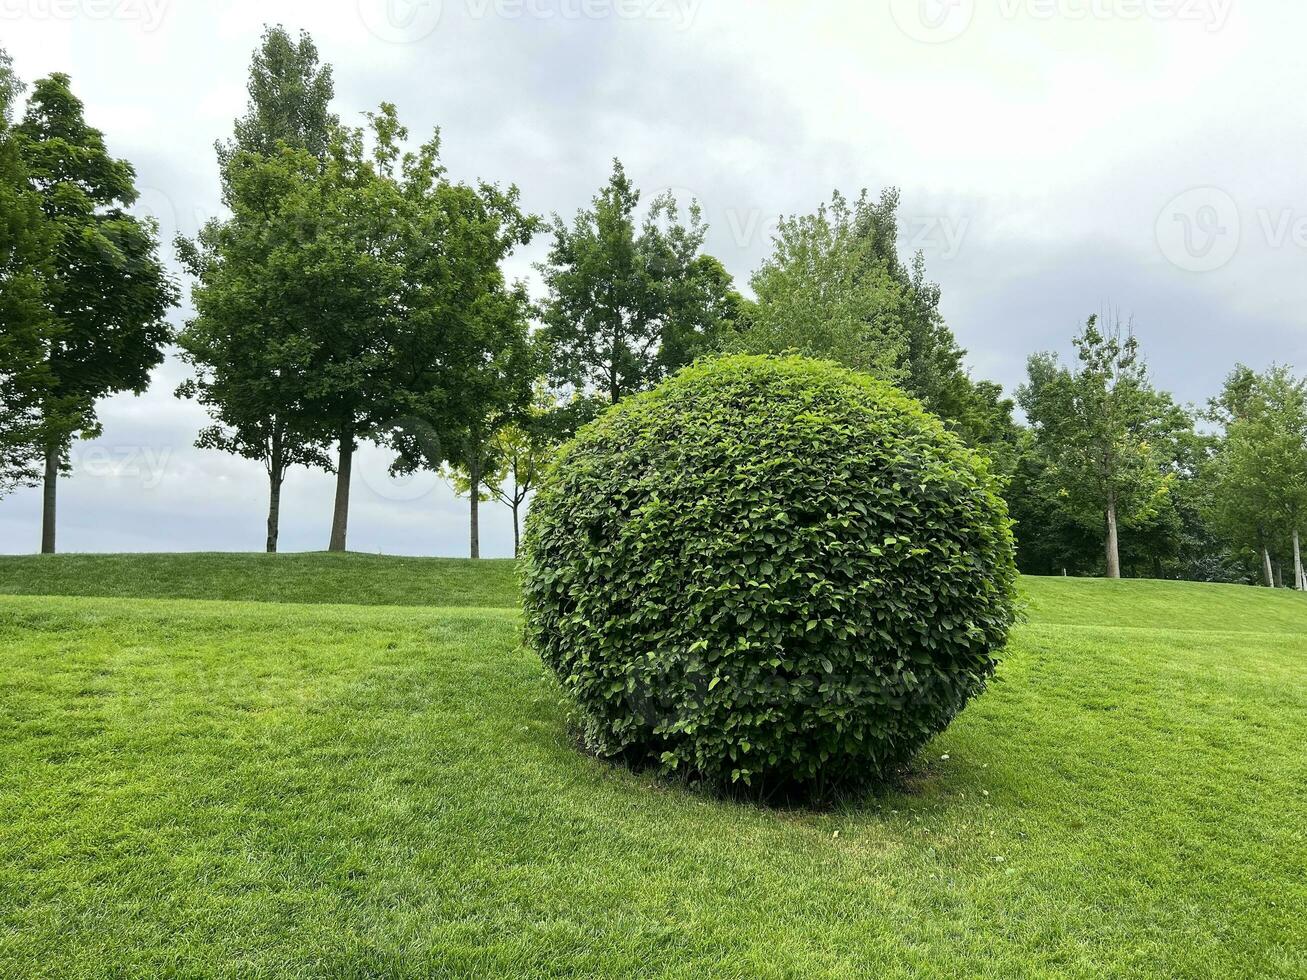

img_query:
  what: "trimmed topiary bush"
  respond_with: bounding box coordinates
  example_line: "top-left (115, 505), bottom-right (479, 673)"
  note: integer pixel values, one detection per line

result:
top-left (522, 354), bottom-right (1017, 792)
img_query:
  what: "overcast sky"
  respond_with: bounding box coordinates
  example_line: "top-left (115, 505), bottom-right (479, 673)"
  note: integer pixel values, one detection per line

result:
top-left (2, 0), bottom-right (1305, 556)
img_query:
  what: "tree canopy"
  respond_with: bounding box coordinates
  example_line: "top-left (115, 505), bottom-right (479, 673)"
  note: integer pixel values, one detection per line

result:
top-left (177, 26), bottom-right (340, 552)
top-left (11, 70), bottom-right (176, 552)
top-left (538, 159), bottom-right (742, 403)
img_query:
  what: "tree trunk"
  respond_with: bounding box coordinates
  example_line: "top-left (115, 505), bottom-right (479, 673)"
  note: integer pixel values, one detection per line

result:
top-left (469, 451), bottom-right (481, 560)
top-left (1274, 562), bottom-right (1283, 589)
top-left (266, 471), bottom-right (283, 554)
top-left (1262, 546), bottom-right (1274, 588)
top-left (328, 435), bottom-right (353, 553)
top-left (1294, 530), bottom-right (1305, 591)
top-left (1104, 496), bottom-right (1121, 579)
top-left (511, 499), bottom-right (520, 559)
top-left (40, 446), bottom-right (59, 555)
top-left (266, 429), bottom-right (284, 554)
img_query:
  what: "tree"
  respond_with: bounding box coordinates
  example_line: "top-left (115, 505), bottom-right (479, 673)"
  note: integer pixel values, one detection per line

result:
top-left (538, 159), bottom-right (739, 402)
top-left (425, 296), bottom-right (537, 559)
top-left (1017, 316), bottom-right (1174, 579)
top-left (176, 27), bottom-right (337, 552)
top-left (1210, 365), bottom-right (1307, 588)
top-left (15, 72), bottom-right (177, 553)
top-left (216, 25), bottom-right (337, 175)
top-left (285, 113), bottom-right (413, 552)
top-left (446, 385), bottom-right (561, 557)
top-left (0, 50), bottom-right (53, 495)
top-left (736, 187), bottom-right (1018, 463)
top-left (343, 107), bottom-right (539, 558)
top-left (738, 190), bottom-right (906, 381)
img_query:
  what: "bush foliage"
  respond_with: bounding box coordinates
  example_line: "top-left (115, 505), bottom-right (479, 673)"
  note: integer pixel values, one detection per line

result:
top-left (522, 354), bottom-right (1017, 791)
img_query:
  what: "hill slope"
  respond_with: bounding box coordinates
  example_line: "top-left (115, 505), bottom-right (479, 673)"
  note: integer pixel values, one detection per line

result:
top-left (0, 552), bottom-right (519, 608)
top-left (0, 558), bottom-right (1303, 977)
top-left (3, 552), bottom-right (1305, 631)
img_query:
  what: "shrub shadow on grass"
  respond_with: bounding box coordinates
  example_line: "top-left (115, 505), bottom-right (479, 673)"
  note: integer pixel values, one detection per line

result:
top-left (568, 724), bottom-right (939, 814)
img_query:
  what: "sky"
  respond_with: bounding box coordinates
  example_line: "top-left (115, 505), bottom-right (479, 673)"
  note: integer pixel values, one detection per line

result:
top-left (2, 0), bottom-right (1305, 556)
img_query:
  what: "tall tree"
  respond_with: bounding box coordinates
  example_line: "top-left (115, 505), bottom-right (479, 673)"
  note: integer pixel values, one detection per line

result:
top-left (15, 72), bottom-right (176, 553)
top-left (737, 187), bottom-right (1017, 461)
top-left (0, 51), bottom-right (55, 495)
top-left (538, 159), bottom-right (739, 402)
top-left (216, 25), bottom-right (337, 175)
top-left (390, 162), bottom-right (539, 558)
top-left (307, 104), bottom-right (538, 556)
top-left (1018, 316), bottom-right (1174, 579)
top-left (1210, 365), bottom-right (1307, 588)
top-left (739, 190), bottom-right (906, 381)
top-left (176, 27), bottom-right (337, 552)
top-left (285, 112), bottom-right (412, 552)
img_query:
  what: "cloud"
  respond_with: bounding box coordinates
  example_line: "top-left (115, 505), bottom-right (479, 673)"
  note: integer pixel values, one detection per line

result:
top-left (2, 1), bottom-right (1304, 553)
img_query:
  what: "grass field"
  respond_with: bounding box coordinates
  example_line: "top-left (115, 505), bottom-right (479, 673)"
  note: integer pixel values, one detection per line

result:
top-left (1, 555), bottom-right (1304, 977)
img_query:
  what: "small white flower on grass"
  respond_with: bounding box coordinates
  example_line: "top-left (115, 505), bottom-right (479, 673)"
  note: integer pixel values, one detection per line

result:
top-left (940, 754), bottom-right (950, 761)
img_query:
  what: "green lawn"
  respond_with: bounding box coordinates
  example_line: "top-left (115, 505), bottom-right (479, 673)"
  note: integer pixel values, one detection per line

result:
top-left (1, 556), bottom-right (1304, 977)
top-left (0, 551), bottom-right (518, 607)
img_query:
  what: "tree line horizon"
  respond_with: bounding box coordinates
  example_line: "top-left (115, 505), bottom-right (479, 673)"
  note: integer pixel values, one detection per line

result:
top-left (2, 27), bottom-right (1305, 588)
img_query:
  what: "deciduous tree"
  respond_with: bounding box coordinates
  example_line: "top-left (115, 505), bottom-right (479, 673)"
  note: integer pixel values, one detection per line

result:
top-left (0, 50), bottom-right (52, 495)
top-left (1210, 365), bottom-right (1307, 588)
top-left (175, 27), bottom-right (338, 552)
top-left (737, 187), bottom-right (1017, 461)
top-left (1017, 316), bottom-right (1174, 579)
top-left (446, 385), bottom-right (560, 557)
top-left (368, 111), bottom-right (538, 557)
top-left (15, 72), bottom-right (176, 552)
top-left (538, 159), bottom-right (739, 402)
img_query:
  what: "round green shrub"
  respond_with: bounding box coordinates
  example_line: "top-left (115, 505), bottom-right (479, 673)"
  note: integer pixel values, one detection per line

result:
top-left (522, 354), bottom-right (1017, 791)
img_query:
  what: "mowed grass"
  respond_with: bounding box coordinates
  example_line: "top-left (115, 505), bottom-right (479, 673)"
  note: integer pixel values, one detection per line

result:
top-left (0, 558), bottom-right (1304, 977)
top-left (0, 551), bottom-right (518, 607)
